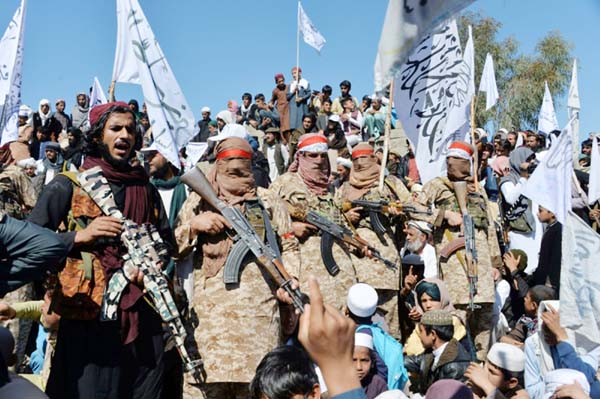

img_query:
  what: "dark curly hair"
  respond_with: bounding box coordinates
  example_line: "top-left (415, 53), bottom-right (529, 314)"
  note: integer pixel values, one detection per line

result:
top-left (83, 105), bottom-right (140, 158)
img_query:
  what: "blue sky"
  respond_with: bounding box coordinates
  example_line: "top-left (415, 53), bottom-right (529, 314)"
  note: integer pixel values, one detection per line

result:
top-left (1, 0), bottom-right (598, 143)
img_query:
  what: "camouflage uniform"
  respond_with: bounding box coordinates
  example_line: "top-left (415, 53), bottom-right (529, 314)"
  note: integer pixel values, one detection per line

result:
top-left (0, 165), bottom-right (37, 219)
top-left (0, 166), bottom-right (37, 371)
top-left (175, 189), bottom-right (300, 399)
top-left (336, 176), bottom-right (410, 338)
top-left (410, 177), bottom-right (501, 360)
top-left (266, 172), bottom-right (358, 310)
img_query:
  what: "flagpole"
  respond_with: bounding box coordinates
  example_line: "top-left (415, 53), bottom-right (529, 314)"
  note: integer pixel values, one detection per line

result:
top-left (470, 95), bottom-right (480, 192)
top-left (296, 1), bottom-right (300, 85)
top-left (378, 80), bottom-right (394, 191)
top-left (109, 80), bottom-right (116, 102)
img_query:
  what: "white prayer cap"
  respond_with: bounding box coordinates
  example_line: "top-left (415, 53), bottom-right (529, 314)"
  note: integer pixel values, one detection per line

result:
top-left (336, 157), bottom-right (352, 169)
top-left (208, 123), bottom-right (249, 142)
top-left (18, 105), bottom-right (31, 117)
top-left (354, 331), bottom-right (373, 350)
top-left (328, 114), bottom-right (340, 123)
top-left (543, 369), bottom-right (590, 399)
top-left (374, 390), bottom-right (409, 399)
top-left (16, 157), bottom-right (36, 168)
top-left (347, 283), bottom-right (378, 318)
top-left (406, 220), bottom-right (432, 235)
top-left (475, 128), bottom-right (488, 138)
top-left (487, 343), bottom-right (525, 372)
top-left (201, 106), bottom-right (210, 113)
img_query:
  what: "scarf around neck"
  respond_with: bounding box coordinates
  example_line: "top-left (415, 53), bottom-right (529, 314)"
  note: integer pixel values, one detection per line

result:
top-left (81, 156), bottom-right (152, 344)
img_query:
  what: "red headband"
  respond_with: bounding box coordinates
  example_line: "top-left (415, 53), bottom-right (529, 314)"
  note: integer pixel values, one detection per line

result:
top-left (216, 149), bottom-right (252, 160)
top-left (448, 141), bottom-right (474, 156)
top-left (352, 149), bottom-right (374, 159)
top-left (299, 135), bottom-right (327, 149)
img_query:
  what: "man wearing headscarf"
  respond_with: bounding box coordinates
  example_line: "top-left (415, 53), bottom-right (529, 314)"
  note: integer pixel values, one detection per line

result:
top-left (71, 92), bottom-right (90, 132)
top-left (269, 73), bottom-right (290, 133)
top-left (498, 147), bottom-right (543, 274)
top-left (336, 143), bottom-right (410, 339)
top-left (32, 99), bottom-right (52, 132)
top-left (174, 137), bottom-right (300, 399)
top-left (408, 141), bottom-right (502, 360)
top-left (34, 142), bottom-right (73, 189)
top-left (267, 133), bottom-right (358, 309)
top-left (28, 102), bottom-right (175, 398)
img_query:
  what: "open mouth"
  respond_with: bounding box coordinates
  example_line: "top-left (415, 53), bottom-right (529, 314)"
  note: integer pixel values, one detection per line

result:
top-left (114, 140), bottom-right (131, 156)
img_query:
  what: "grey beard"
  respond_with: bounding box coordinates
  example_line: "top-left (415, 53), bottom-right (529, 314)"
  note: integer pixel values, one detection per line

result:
top-left (406, 238), bottom-right (425, 254)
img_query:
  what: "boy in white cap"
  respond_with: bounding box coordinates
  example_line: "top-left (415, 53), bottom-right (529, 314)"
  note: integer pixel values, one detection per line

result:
top-left (354, 331), bottom-right (388, 399)
top-left (348, 283), bottom-right (409, 391)
top-left (465, 342), bottom-right (527, 398)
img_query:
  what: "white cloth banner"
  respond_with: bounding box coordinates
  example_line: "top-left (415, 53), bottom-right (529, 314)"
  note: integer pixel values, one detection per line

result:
top-left (479, 53), bottom-right (499, 111)
top-left (560, 211), bottom-right (600, 349)
top-left (588, 136), bottom-right (600, 205)
top-left (112, 0), bottom-right (196, 168)
top-left (444, 25), bottom-right (474, 146)
top-left (394, 20), bottom-right (470, 183)
top-left (0, 0), bottom-right (26, 145)
top-left (373, 0), bottom-right (474, 91)
top-left (89, 76), bottom-right (107, 109)
top-left (522, 117), bottom-right (574, 225)
top-left (298, 2), bottom-right (326, 53)
top-left (185, 142), bottom-right (208, 168)
top-left (537, 81), bottom-right (559, 135)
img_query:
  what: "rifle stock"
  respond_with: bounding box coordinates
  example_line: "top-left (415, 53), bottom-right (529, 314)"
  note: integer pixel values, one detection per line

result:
top-left (181, 166), bottom-right (308, 313)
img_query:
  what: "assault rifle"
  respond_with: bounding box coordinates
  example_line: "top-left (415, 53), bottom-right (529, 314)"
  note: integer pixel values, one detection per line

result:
top-left (180, 166), bottom-right (308, 313)
top-left (77, 167), bottom-right (202, 381)
top-left (291, 208), bottom-right (397, 276)
top-left (341, 199), bottom-right (432, 241)
top-left (453, 181), bottom-right (479, 312)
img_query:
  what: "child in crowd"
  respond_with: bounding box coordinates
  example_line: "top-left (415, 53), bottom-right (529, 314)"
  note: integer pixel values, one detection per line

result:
top-left (353, 331), bottom-right (388, 399)
top-left (500, 285), bottom-right (555, 348)
top-left (465, 342), bottom-right (527, 399)
top-left (250, 345), bottom-right (321, 399)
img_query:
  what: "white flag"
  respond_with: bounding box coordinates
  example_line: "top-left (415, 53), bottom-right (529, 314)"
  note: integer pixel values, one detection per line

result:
top-left (112, 0), bottom-right (196, 168)
top-left (568, 59), bottom-right (580, 163)
top-left (298, 2), bottom-right (326, 53)
top-left (0, 0), bottom-right (26, 145)
top-left (89, 77), bottom-right (107, 109)
top-left (522, 117), bottom-right (574, 225)
top-left (589, 136), bottom-right (600, 205)
top-left (443, 25), bottom-right (475, 146)
top-left (393, 20), bottom-right (468, 184)
top-left (567, 59), bottom-right (580, 113)
top-left (537, 81), bottom-right (559, 135)
top-left (479, 53), bottom-right (499, 111)
top-left (374, 0), bottom-right (474, 91)
top-left (560, 211), bottom-right (600, 349)
top-left (185, 142), bottom-right (208, 168)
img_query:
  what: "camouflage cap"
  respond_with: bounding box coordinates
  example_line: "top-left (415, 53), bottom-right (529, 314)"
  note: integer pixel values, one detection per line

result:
top-left (421, 309), bottom-right (453, 327)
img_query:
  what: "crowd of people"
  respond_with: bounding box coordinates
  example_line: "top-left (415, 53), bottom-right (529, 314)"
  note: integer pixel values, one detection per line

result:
top-left (0, 66), bottom-right (598, 399)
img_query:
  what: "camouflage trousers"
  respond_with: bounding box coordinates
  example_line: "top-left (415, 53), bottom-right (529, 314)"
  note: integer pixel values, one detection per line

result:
top-left (375, 289), bottom-right (400, 341)
top-left (455, 303), bottom-right (494, 361)
top-left (183, 382), bottom-right (249, 399)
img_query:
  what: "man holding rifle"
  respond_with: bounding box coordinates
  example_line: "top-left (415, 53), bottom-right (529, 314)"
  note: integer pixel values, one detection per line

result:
top-left (408, 141), bottom-right (502, 360)
top-left (174, 137), bottom-right (302, 399)
top-left (336, 142), bottom-right (411, 339)
top-left (267, 133), bottom-right (358, 310)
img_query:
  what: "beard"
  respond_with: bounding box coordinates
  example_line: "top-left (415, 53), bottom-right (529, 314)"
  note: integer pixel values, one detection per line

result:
top-left (406, 236), bottom-right (426, 253)
top-left (99, 142), bottom-right (132, 170)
